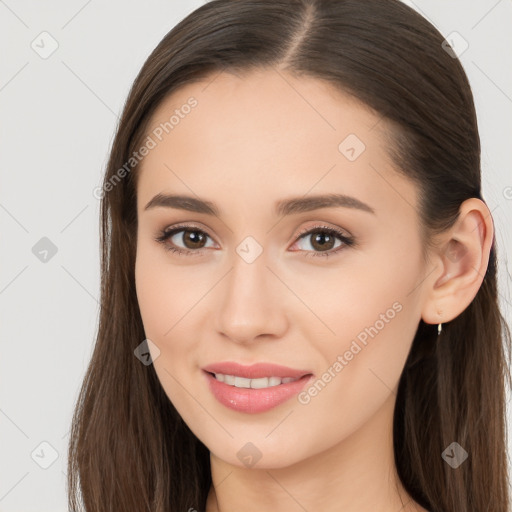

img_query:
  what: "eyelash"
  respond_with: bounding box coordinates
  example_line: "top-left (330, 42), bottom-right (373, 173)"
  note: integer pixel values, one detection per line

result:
top-left (154, 223), bottom-right (355, 259)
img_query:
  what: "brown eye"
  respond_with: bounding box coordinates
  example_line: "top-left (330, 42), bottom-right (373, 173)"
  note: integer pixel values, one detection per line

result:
top-left (293, 226), bottom-right (354, 257)
top-left (178, 229), bottom-right (208, 249)
top-left (307, 231), bottom-right (337, 251)
top-left (155, 223), bottom-right (355, 259)
top-left (155, 225), bottom-right (215, 255)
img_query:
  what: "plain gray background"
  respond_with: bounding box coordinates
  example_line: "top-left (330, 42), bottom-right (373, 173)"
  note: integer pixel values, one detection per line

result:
top-left (1, 1), bottom-right (511, 510)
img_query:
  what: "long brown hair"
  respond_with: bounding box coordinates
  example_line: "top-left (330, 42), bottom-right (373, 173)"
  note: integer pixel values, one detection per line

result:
top-left (67, 1), bottom-right (512, 510)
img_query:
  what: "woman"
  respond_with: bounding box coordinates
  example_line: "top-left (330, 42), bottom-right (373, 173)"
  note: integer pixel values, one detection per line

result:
top-left (67, 1), bottom-right (511, 511)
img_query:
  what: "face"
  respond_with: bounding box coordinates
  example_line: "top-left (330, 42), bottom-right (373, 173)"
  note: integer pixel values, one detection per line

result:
top-left (134, 68), bottom-right (429, 468)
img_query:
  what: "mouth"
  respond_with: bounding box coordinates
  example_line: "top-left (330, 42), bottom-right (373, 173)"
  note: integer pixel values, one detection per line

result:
top-left (204, 370), bottom-right (312, 389)
top-left (203, 370), bottom-right (314, 414)
top-left (201, 361), bottom-right (313, 381)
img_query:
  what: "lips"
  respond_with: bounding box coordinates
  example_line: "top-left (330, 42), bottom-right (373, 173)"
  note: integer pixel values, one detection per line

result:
top-left (203, 371), bottom-right (314, 414)
top-left (201, 361), bottom-right (313, 379)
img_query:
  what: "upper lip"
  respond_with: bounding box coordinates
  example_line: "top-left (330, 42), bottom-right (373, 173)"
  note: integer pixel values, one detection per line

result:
top-left (202, 361), bottom-right (313, 379)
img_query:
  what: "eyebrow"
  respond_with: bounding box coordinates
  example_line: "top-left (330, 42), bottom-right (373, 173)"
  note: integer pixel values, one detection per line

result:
top-left (144, 193), bottom-right (375, 216)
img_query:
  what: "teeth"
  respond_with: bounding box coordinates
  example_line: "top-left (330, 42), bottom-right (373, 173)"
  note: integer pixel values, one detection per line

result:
top-left (213, 373), bottom-right (301, 388)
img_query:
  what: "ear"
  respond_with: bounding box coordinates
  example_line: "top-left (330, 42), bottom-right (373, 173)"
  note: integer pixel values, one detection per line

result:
top-left (421, 198), bottom-right (494, 326)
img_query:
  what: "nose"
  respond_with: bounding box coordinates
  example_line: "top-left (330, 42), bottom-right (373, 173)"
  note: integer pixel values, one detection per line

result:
top-left (214, 253), bottom-right (288, 345)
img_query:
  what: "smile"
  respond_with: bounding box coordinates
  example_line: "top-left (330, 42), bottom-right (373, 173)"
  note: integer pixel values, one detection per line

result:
top-left (203, 370), bottom-right (313, 414)
top-left (210, 372), bottom-right (301, 388)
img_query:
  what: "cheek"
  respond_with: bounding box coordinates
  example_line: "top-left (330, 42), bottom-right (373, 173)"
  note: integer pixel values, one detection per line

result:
top-left (135, 245), bottom-right (204, 414)
top-left (135, 255), bottom-right (171, 339)
top-left (135, 242), bottom-right (200, 341)
top-left (292, 242), bottom-right (419, 344)
top-left (134, 241), bottom-right (215, 409)
top-left (295, 243), bottom-right (422, 427)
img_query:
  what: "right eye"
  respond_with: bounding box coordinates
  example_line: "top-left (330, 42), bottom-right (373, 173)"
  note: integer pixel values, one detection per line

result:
top-left (155, 225), bottom-right (217, 256)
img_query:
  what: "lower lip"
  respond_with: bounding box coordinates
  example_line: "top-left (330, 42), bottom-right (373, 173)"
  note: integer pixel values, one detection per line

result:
top-left (203, 370), bottom-right (313, 414)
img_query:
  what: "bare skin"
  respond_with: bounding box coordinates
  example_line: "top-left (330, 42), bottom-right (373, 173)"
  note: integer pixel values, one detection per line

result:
top-left (134, 68), bottom-right (493, 512)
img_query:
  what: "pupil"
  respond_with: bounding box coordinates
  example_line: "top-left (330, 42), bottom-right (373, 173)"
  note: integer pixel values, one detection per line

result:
top-left (185, 231), bottom-right (205, 248)
top-left (312, 232), bottom-right (334, 251)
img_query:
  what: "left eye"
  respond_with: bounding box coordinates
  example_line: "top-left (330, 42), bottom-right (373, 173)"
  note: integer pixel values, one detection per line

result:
top-left (155, 225), bottom-right (355, 258)
top-left (291, 226), bottom-right (355, 258)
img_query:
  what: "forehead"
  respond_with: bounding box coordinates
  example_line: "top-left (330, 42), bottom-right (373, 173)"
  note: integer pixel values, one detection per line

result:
top-left (136, 68), bottom-right (417, 220)
top-left (143, 68), bottom-right (385, 158)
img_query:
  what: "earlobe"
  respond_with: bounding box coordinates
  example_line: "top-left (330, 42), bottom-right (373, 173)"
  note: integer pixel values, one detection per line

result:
top-left (421, 198), bottom-right (494, 326)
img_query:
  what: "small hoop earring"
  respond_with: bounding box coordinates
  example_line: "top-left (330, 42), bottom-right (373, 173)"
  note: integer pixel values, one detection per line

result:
top-left (438, 323), bottom-right (443, 335)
